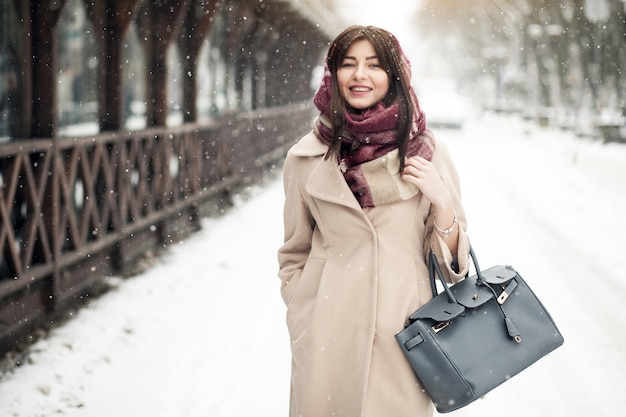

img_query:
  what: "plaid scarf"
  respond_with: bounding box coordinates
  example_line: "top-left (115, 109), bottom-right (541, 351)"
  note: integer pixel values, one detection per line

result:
top-left (312, 62), bottom-right (435, 208)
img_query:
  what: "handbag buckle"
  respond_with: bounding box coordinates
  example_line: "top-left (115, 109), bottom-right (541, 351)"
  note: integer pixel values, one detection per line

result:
top-left (432, 321), bottom-right (450, 334)
top-left (497, 280), bottom-right (519, 305)
top-left (497, 291), bottom-right (509, 304)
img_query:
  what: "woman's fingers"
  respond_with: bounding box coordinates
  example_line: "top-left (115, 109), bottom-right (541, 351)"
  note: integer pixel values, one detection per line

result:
top-left (402, 156), bottom-right (449, 207)
top-left (403, 156), bottom-right (431, 179)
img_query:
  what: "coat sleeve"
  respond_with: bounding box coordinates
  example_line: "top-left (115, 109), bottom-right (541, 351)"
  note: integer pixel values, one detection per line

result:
top-left (277, 152), bottom-right (315, 306)
top-left (423, 139), bottom-right (471, 284)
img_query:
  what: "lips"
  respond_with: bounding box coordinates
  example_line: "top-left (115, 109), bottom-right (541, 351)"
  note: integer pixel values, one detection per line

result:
top-left (349, 85), bottom-right (372, 93)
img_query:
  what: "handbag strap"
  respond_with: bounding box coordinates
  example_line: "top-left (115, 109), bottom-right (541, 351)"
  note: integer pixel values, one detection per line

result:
top-left (428, 246), bottom-right (484, 300)
top-left (428, 251), bottom-right (458, 303)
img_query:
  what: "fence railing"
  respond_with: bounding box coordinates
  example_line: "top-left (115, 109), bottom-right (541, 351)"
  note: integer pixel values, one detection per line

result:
top-left (0, 102), bottom-right (314, 354)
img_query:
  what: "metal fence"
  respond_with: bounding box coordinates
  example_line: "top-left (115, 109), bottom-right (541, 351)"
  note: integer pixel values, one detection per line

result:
top-left (0, 102), bottom-right (314, 354)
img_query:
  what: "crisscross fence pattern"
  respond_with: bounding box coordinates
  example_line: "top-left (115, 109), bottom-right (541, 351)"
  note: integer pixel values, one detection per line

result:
top-left (0, 103), bottom-right (313, 353)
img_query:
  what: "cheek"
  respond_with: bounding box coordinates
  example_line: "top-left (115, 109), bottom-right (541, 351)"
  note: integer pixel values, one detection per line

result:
top-left (336, 71), bottom-right (350, 90)
top-left (376, 77), bottom-right (390, 97)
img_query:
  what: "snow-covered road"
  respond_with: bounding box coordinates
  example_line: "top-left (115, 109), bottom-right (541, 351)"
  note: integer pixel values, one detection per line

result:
top-left (1, 113), bottom-right (625, 416)
top-left (443, 115), bottom-right (626, 416)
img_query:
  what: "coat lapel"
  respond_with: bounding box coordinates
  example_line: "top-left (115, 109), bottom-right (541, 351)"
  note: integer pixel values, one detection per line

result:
top-left (307, 157), bottom-right (363, 211)
top-left (290, 132), bottom-right (363, 212)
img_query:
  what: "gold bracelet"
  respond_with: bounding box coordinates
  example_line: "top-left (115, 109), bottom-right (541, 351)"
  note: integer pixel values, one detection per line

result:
top-left (434, 212), bottom-right (458, 239)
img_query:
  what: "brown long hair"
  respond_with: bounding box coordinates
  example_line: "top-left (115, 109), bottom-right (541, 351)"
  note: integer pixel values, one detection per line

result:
top-left (324, 25), bottom-right (415, 168)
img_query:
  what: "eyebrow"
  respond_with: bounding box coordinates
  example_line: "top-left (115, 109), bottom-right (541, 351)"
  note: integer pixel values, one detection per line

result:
top-left (343, 55), bottom-right (379, 61)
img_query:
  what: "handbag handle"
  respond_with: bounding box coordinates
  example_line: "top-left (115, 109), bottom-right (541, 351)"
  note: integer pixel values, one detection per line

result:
top-left (428, 246), bottom-right (484, 301)
top-left (428, 247), bottom-right (523, 342)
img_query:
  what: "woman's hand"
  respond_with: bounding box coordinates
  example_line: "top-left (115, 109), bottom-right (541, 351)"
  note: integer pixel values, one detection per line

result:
top-left (402, 155), bottom-right (459, 252)
top-left (401, 155), bottom-right (451, 211)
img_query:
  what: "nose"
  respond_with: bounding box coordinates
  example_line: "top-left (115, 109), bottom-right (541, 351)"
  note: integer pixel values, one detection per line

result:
top-left (352, 64), bottom-right (366, 79)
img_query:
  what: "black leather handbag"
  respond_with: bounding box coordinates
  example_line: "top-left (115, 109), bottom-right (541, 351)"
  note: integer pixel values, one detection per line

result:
top-left (395, 247), bottom-right (564, 413)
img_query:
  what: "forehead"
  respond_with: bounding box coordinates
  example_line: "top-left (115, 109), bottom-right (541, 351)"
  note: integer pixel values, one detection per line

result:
top-left (344, 39), bottom-right (377, 58)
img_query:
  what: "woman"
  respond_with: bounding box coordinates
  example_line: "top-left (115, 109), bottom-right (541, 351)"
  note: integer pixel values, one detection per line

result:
top-left (278, 25), bottom-right (471, 417)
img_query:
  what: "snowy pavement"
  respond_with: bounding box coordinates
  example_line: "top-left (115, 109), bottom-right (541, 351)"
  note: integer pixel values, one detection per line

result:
top-left (0, 113), bottom-right (625, 416)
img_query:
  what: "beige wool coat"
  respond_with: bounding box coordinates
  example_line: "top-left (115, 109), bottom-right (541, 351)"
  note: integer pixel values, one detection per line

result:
top-left (278, 131), bottom-right (470, 417)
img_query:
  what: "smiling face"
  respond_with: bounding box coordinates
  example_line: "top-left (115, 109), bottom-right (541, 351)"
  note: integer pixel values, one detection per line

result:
top-left (336, 39), bottom-right (390, 110)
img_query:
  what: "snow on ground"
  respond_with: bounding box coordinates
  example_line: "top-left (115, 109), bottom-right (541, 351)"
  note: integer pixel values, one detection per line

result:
top-left (0, 179), bottom-right (291, 416)
top-left (0, 112), bottom-right (625, 416)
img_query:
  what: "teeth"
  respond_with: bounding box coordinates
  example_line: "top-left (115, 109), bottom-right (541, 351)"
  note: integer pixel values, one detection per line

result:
top-left (351, 87), bottom-right (370, 92)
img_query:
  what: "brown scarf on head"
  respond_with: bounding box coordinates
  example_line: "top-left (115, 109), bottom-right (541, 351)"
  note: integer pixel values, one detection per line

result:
top-left (312, 58), bottom-right (435, 208)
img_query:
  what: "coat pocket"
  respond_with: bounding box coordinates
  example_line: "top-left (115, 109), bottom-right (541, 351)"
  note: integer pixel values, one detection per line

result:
top-left (286, 257), bottom-right (326, 344)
